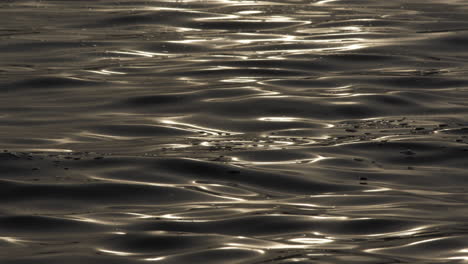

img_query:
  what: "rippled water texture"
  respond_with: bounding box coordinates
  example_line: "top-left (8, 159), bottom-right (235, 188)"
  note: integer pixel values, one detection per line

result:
top-left (2, 0), bottom-right (468, 263)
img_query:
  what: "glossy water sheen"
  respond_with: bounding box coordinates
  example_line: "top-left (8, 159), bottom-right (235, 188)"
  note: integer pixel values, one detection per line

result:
top-left (1, 0), bottom-right (468, 263)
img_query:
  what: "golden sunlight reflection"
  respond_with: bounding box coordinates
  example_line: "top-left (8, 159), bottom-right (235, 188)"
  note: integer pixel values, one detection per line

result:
top-left (197, 0), bottom-right (273, 6)
top-left (236, 10), bottom-right (264, 15)
top-left (221, 232), bottom-right (337, 251)
top-left (365, 225), bottom-right (433, 238)
top-left (311, 215), bottom-right (348, 220)
top-left (159, 213), bottom-right (213, 222)
top-left (97, 248), bottom-right (137, 256)
top-left (218, 246), bottom-right (266, 254)
top-left (174, 27), bottom-right (202, 32)
top-left (365, 237), bottom-right (446, 253)
top-left (48, 137), bottom-right (81, 145)
top-left (86, 69), bottom-right (126, 75)
top-left (124, 212), bottom-right (154, 219)
top-left (221, 77), bottom-right (258, 83)
top-left (225, 242), bottom-right (299, 250)
top-left (288, 238), bottom-right (334, 244)
top-left (194, 182), bottom-right (258, 197)
top-left (195, 14), bottom-right (240, 21)
top-left (258, 117), bottom-right (301, 122)
top-left (168, 39), bottom-right (212, 44)
top-left (231, 155), bottom-right (331, 165)
top-left (234, 34), bottom-right (297, 44)
top-left (160, 143), bottom-right (193, 149)
top-left (204, 66), bottom-right (239, 71)
top-left (143, 246), bottom-right (265, 262)
top-left (144, 256), bottom-right (167, 262)
top-left (226, 236), bottom-right (338, 250)
top-left (329, 101), bottom-right (359, 105)
top-left (89, 175), bottom-right (245, 202)
top-left (363, 187), bottom-right (392, 192)
top-left (176, 77), bottom-right (206, 86)
top-left (404, 237), bottom-right (447, 247)
top-left (447, 256), bottom-right (468, 261)
top-left (253, 43), bottom-right (368, 56)
top-left (88, 176), bottom-right (184, 188)
top-left (122, 6), bottom-right (193, 12)
top-left (111, 232), bottom-right (127, 235)
top-left (159, 118), bottom-right (243, 135)
top-left (211, 54), bottom-right (249, 60)
top-left (70, 216), bottom-right (119, 225)
top-left (315, 0), bottom-right (340, 4)
top-left (27, 148), bottom-right (73, 153)
top-left (107, 50), bottom-right (175, 58)
top-left (78, 131), bottom-right (136, 140)
top-left (0, 236), bottom-right (27, 245)
top-left (341, 26), bottom-right (364, 32)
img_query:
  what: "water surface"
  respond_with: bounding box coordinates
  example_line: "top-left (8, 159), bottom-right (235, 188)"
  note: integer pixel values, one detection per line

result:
top-left (1, 0), bottom-right (468, 263)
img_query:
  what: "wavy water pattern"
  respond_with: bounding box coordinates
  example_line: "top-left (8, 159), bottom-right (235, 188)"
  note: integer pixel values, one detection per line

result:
top-left (1, 0), bottom-right (468, 263)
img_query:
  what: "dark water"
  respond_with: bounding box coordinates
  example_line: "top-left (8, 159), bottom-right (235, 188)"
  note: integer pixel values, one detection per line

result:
top-left (1, 0), bottom-right (468, 263)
